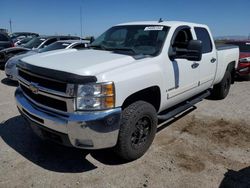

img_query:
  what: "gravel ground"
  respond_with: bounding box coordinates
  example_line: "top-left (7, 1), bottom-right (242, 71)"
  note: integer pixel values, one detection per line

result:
top-left (0, 70), bottom-right (250, 188)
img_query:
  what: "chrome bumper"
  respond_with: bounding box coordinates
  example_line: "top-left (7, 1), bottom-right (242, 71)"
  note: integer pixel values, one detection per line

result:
top-left (15, 88), bottom-right (122, 149)
top-left (5, 65), bottom-right (17, 81)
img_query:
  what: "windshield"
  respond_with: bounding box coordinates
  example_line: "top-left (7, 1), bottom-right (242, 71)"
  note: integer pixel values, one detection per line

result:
top-left (19, 37), bottom-right (33, 44)
top-left (91, 25), bottom-right (169, 56)
top-left (22, 37), bottom-right (45, 49)
top-left (39, 41), bottom-right (71, 53)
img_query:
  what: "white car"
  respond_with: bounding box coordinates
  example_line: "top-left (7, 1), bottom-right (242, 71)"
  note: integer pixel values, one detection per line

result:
top-left (5, 40), bottom-right (89, 81)
top-left (15, 21), bottom-right (239, 161)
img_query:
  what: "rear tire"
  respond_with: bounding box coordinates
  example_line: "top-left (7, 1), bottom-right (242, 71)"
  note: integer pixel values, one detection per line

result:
top-left (115, 101), bottom-right (157, 161)
top-left (210, 71), bottom-right (231, 100)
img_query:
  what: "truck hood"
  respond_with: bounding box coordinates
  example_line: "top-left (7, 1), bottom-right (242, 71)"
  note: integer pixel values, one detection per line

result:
top-left (7, 51), bottom-right (37, 66)
top-left (21, 49), bottom-right (136, 76)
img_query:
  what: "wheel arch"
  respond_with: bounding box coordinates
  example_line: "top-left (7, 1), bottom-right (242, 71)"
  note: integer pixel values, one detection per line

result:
top-left (121, 86), bottom-right (161, 112)
top-left (226, 61), bottom-right (236, 84)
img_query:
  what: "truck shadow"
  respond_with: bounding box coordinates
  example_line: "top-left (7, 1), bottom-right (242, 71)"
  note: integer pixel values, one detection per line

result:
top-left (235, 75), bottom-right (250, 82)
top-left (0, 107), bottom-right (196, 172)
top-left (1, 78), bottom-right (18, 87)
top-left (219, 167), bottom-right (250, 188)
top-left (0, 116), bottom-right (103, 173)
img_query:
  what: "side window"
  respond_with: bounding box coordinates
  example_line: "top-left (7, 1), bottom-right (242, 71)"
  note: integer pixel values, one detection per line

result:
top-left (172, 28), bottom-right (193, 49)
top-left (42, 38), bottom-right (57, 48)
top-left (194, 27), bottom-right (212, 53)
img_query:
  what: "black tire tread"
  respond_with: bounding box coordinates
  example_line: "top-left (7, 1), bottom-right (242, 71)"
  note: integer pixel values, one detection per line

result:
top-left (115, 101), bottom-right (157, 161)
top-left (210, 71), bottom-right (231, 100)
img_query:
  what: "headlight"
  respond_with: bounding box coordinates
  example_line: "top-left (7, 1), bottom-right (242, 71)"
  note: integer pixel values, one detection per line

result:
top-left (76, 82), bottom-right (115, 110)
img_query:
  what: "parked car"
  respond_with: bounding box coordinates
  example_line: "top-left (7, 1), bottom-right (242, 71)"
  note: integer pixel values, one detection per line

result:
top-left (15, 21), bottom-right (239, 161)
top-left (0, 35), bottom-right (80, 69)
top-left (10, 32), bottom-right (39, 43)
top-left (5, 40), bottom-right (89, 80)
top-left (225, 40), bottom-right (250, 78)
top-left (0, 32), bottom-right (14, 51)
top-left (14, 37), bottom-right (35, 46)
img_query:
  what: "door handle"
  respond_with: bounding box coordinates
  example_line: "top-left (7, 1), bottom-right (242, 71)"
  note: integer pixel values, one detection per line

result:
top-left (211, 58), bottom-right (216, 63)
top-left (191, 62), bottom-right (199, 69)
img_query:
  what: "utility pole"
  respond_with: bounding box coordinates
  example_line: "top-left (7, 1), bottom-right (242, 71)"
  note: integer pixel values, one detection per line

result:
top-left (80, 5), bottom-right (83, 38)
top-left (9, 19), bottom-right (12, 34)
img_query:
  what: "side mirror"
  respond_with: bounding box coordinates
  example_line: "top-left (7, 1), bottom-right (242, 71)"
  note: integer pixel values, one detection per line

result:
top-left (186, 40), bottom-right (202, 61)
top-left (169, 40), bottom-right (202, 61)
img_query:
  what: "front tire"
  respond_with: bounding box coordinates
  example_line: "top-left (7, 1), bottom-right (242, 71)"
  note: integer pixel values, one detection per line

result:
top-left (115, 101), bottom-right (157, 161)
top-left (211, 71), bottom-right (231, 100)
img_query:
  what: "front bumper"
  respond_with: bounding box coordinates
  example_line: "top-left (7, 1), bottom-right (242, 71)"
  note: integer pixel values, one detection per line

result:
top-left (15, 88), bottom-right (122, 149)
top-left (237, 63), bottom-right (250, 76)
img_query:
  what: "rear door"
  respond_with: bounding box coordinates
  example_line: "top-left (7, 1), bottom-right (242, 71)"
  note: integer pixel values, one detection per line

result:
top-left (194, 27), bottom-right (217, 89)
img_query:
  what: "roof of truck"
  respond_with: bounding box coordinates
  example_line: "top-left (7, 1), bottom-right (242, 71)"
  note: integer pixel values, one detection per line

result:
top-left (117, 21), bottom-right (207, 28)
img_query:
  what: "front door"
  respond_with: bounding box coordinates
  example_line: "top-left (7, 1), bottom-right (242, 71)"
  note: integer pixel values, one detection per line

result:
top-left (167, 26), bottom-right (200, 99)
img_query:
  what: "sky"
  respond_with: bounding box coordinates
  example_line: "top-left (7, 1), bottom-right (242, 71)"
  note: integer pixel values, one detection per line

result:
top-left (0, 0), bottom-right (249, 38)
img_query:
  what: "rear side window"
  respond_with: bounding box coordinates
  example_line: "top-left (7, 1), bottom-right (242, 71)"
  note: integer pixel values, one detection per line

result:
top-left (0, 34), bottom-right (9, 41)
top-left (194, 27), bottom-right (212, 53)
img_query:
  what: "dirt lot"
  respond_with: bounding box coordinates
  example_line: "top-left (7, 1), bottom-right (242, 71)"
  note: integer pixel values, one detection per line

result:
top-left (0, 70), bottom-right (250, 188)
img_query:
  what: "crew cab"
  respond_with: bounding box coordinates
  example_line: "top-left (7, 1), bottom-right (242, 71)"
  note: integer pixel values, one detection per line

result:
top-left (15, 21), bottom-right (239, 161)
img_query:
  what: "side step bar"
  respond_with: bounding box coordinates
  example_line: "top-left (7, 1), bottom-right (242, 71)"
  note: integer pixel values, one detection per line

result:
top-left (157, 90), bottom-right (211, 120)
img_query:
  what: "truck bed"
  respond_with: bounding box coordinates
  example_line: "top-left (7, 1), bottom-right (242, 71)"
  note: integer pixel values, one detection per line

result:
top-left (214, 44), bottom-right (239, 85)
top-left (216, 44), bottom-right (239, 51)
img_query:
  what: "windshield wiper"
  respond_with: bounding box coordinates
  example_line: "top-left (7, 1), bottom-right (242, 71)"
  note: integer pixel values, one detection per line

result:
top-left (88, 44), bottom-right (107, 50)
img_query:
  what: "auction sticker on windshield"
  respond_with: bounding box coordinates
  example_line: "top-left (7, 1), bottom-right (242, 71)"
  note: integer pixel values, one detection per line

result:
top-left (144, 26), bottom-right (163, 31)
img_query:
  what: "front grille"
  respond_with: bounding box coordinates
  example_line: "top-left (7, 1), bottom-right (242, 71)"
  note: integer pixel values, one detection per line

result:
top-left (20, 84), bottom-right (67, 112)
top-left (19, 69), bottom-right (67, 92)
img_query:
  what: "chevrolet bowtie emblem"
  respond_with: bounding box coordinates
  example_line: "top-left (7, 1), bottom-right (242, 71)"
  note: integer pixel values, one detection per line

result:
top-left (29, 82), bottom-right (39, 94)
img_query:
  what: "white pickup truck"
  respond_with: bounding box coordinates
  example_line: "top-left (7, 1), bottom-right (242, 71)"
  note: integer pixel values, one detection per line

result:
top-left (15, 21), bottom-right (239, 161)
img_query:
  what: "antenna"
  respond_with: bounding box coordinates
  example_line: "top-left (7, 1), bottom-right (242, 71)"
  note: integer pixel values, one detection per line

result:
top-left (158, 18), bottom-right (163, 23)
